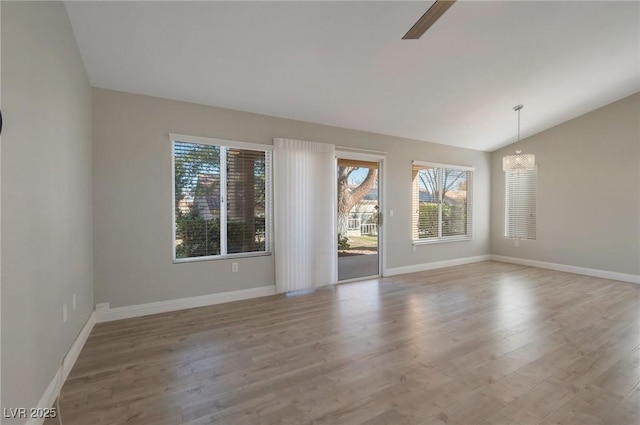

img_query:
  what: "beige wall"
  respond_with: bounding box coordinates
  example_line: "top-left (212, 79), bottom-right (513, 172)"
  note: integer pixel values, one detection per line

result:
top-left (491, 93), bottom-right (640, 276)
top-left (0, 1), bottom-right (636, 416)
top-left (93, 88), bottom-right (491, 308)
top-left (1, 2), bottom-right (93, 421)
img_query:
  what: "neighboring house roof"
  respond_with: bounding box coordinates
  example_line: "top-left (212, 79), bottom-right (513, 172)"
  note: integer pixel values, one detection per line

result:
top-left (363, 187), bottom-right (378, 201)
top-left (374, 186), bottom-right (468, 203)
top-left (198, 174), bottom-right (218, 185)
top-left (193, 173), bottom-right (266, 219)
top-left (419, 190), bottom-right (436, 203)
top-left (417, 190), bottom-right (467, 204)
top-left (205, 194), bottom-right (220, 213)
top-left (345, 185), bottom-right (379, 201)
top-left (195, 174), bottom-right (220, 216)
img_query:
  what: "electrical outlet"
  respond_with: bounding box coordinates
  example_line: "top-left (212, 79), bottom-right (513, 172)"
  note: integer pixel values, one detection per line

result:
top-left (514, 240), bottom-right (519, 247)
top-left (63, 304), bottom-right (68, 323)
top-left (412, 245), bottom-right (416, 253)
top-left (72, 294), bottom-right (77, 311)
top-left (232, 262), bottom-right (239, 272)
top-left (96, 302), bottom-right (110, 311)
top-left (389, 209), bottom-right (394, 217)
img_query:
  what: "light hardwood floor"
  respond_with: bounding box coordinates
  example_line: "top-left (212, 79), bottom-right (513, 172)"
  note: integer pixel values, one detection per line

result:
top-left (47, 261), bottom-right (640, 425)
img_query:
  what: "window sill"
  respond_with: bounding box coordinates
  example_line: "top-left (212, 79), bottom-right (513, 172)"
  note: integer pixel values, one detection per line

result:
top-left (173, 251), bottom-right (272, 264)
top-left (412, 237), bottom-right (472, 246)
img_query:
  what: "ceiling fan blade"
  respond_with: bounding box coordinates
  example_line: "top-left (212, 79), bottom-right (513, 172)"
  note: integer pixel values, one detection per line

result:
top-left (402, 0), bottom-right (457, 39)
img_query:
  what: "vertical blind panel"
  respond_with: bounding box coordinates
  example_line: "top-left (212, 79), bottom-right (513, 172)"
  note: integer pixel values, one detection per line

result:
top-left (442, 169), bottom-right (471, 237)
top-left (505, 169), bottom-right (537, 239)
top-left (273, 138), bottom-right (336, 293)
top-left (174, 142), bottom-right (222, 258)
top-left (226, 149), bottom-right (268, 254)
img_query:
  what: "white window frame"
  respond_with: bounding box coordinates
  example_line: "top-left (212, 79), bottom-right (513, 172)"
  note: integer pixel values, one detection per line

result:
top-left (170, 133), bottom-right (273, 263)
top-left (412, 161), bottom-right (474, 245)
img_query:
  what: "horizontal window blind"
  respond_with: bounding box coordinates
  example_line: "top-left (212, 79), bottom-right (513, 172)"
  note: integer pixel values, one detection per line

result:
top-left (442, 169), bottom-right (472, 238)
top-left (173, 139), bottom-right (271, 260)
top-left (414, 165), bottom-right (439, 239)
top-left (174, 142), bottom-right (222, 258)
top-left (226, 148), bottom-right (269, 254)
top-left (505, 169), bottom-right (537, 239)
top-left (412, 163), bottom-right (473, 242)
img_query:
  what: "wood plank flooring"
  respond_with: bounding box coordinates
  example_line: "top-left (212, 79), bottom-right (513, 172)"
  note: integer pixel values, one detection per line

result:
top-left (46, 261), bottom-right (640, 425)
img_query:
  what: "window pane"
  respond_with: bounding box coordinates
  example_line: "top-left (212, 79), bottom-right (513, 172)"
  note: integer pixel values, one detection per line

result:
top-left (442, 169), bottom-right (469, 237)
top-left (417, 167), bottom-right (439, 239)
top-left (226, 149), bottom-right (267, 254)
top-left (174, 142), bottom-right (221, 258)
top-left (412, 163), bottom-right (473, 242)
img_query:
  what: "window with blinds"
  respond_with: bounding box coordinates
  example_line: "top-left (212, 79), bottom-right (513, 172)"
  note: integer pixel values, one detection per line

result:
top-left (172, 136), bottom-right (271, 261)
top-left (505, 169), bottom-right (537, 239)
top-left (412, 162), bottom-right (473, 243)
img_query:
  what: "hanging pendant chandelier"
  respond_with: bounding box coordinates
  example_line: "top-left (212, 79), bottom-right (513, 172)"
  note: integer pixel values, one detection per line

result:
top-left (503, 105), bottom-right (536, 171)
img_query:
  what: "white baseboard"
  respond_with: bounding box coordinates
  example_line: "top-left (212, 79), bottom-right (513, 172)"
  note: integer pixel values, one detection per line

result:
top-left (27, 311), bottom-right (96, 425)
top-left (95, 285), bottom-right (277, 323)
top-left (490, 255), bottom-right (640, 284)
top-left (383, 255), bottom-right (491, 277)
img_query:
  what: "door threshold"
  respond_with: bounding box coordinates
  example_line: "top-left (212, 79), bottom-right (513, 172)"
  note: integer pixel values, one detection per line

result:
top-left (337, 275), bottom-right (381, 284)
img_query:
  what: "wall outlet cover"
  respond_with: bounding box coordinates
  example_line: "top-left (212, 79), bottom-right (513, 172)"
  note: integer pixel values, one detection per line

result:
top-left (96, 302), bottom-right (110, 311)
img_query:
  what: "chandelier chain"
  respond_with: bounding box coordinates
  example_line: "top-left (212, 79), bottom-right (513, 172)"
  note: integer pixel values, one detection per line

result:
top-left (513, 104), bottom-right (524, 142)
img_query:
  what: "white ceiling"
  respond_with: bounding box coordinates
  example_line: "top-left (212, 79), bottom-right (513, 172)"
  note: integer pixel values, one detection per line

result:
top-left (65, 1), bottom-right (640, 151)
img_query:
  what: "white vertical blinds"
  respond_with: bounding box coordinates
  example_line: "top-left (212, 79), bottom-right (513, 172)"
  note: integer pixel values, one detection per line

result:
top-left (172, 138), bottom-right (271, 260)
top-left (505, 168), bottom-right (537, 239)
top-left (412, 162), bottom-right (473, 242)
top-left (273, 138), bottom-right (337, 293)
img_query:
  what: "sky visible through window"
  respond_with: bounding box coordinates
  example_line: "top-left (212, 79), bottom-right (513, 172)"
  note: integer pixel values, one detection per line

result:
top-left (348, 167), bottom-right (370, 185)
